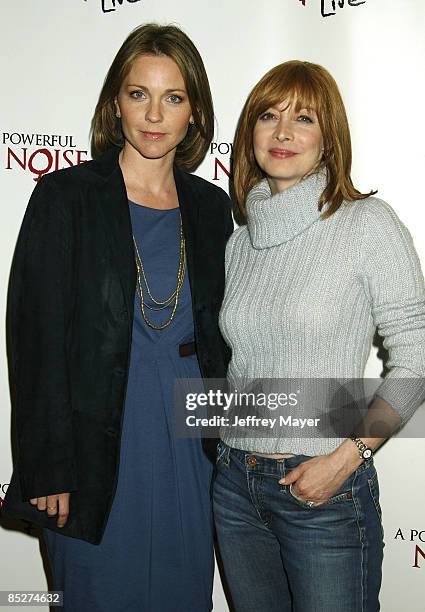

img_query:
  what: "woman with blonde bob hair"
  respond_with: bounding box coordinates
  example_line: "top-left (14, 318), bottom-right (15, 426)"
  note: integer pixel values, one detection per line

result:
top-left (214, 60), bottom-right (425, 611)
top-left (2, 23), bottom-right (232, 611)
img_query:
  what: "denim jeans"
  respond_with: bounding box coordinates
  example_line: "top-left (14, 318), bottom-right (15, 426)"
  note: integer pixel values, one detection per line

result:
top-left (213, 441), bottom-right (384, 612)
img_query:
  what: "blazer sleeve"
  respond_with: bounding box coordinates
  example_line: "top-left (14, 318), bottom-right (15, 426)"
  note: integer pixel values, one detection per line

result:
top-left (7, 174), bottom-right (78, 500)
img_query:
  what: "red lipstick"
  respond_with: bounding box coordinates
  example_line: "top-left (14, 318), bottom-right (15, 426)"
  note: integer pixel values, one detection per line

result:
top-left (269, 148), bottom-right (298, 159)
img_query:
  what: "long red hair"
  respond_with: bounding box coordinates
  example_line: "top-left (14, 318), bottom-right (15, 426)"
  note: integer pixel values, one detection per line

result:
top-left (232, 60), bottom-right (376, 223)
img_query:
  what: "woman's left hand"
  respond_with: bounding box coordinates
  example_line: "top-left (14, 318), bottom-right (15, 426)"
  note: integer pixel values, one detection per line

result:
top-left (278, 453), bottom-right (358, 506)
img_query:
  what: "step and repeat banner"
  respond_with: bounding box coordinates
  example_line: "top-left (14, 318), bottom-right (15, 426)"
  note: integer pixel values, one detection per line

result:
top-left (1, 1), bottom-right (424, 610)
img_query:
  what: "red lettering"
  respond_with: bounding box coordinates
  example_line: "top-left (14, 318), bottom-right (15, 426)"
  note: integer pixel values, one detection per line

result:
top-left (213, 158), bottom-right (230, 181)
top-left (63, 149), bottom-right (74, 167)
top-left (28, 149), bottom-right (53, 182)
top-left (413, 544), bottom-right (425, 568)
top-left (76, 150), bottom-right (88, 165)
top-left (5, 146), bottom-right (89, 179)
top-left (6, 147), bottom-right (27, 170)
top-left (54, 149), bottom-right (61, 171)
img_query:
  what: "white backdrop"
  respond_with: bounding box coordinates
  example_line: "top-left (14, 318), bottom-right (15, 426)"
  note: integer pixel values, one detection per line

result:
top-left (1, 1), bottom-right (424, 610)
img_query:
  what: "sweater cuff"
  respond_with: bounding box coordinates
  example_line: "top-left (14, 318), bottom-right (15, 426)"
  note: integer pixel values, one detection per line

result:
top-left (374, 368), bottom-right (425, 424)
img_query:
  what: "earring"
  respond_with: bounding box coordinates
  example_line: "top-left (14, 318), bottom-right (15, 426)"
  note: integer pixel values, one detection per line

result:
top-left (189, 118), bottom-right (195, 125)
top-left (116, 112), bottom-right (121, 119)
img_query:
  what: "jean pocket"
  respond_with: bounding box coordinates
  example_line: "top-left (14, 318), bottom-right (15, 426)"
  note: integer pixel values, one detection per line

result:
top-left (287, 482), bottom-right (353, 510)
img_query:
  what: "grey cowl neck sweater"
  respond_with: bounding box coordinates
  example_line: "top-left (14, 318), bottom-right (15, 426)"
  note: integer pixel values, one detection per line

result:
top-left (246, 171), bottom-right (328, 248)
top-left (219, 171), bottom-right (425, 455)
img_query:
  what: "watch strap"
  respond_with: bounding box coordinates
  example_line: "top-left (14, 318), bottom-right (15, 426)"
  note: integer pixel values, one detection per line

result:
top-left (350, 437), bottom-right (373, 460)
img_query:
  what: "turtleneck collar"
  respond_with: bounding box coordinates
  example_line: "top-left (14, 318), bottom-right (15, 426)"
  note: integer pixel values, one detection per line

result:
top-left (246, 170), bottom-right (328, 249)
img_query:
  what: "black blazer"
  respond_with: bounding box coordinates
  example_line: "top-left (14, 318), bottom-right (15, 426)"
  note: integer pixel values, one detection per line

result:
top-left (1, 146), bottom-right (233, 544)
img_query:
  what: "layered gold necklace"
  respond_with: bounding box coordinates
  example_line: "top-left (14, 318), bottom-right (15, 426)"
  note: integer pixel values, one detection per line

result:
top-left (132, 213), bottom-right (186, 330)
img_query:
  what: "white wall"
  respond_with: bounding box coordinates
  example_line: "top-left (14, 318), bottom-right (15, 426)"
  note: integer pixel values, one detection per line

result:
top-left (1, 1), bottom-right (424, 609)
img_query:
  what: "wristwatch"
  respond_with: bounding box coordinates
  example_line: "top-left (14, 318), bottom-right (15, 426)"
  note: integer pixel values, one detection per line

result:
top-left (350, 437), bottom-right (373, 460)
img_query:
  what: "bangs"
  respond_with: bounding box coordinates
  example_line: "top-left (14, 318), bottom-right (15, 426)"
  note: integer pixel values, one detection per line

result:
top-left (252, 63), bottom-right (325, 119)
top-left (233, 59), bottom-right (371, 223)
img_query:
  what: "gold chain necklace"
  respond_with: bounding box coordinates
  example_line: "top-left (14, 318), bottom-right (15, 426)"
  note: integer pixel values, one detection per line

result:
top-left (132, 213), bottom-right (186, 330)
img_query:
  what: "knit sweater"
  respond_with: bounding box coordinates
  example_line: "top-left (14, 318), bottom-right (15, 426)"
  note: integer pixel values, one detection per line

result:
top-left (218, 171), bottom-right (425, 455)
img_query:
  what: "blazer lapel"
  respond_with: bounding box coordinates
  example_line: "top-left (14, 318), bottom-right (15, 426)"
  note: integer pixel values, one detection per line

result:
top-left (173, 165), bottom-right (200, 306)
top-left (94, 148), bottom-right (136, 325)
top-left (91, 148), bottom-right (200, 322)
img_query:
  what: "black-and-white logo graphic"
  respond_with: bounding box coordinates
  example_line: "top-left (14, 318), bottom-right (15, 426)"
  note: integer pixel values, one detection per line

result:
top-left (84, 0), bottom-right (143, 14)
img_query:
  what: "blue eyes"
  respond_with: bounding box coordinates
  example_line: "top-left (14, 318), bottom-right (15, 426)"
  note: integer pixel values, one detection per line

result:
top-left (129, 91), bottom-right (183, 104)
top-left (130, 91), bottom-right (146, 99)
top-left (167, 94), bottom-right (183, 104)
top-left (258, 112), bottom-right (313, 123)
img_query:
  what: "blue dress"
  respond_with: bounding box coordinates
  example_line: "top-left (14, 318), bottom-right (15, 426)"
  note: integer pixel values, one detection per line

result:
top-left (43, 201), bottom-right (214, 611)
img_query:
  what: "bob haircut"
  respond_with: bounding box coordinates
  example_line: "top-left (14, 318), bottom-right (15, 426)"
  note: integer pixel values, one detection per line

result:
top-left (233, 60), bottom-right (376, 222)
top-left (91, 23), bottom-right (214, 171)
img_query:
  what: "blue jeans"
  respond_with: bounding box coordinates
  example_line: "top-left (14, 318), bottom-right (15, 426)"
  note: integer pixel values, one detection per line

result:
top-left (213, 441), bottom-right (384, 612)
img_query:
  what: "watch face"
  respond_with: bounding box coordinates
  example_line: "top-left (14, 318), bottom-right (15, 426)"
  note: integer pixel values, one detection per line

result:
top-left (363, 449), bottom-right (372, 459)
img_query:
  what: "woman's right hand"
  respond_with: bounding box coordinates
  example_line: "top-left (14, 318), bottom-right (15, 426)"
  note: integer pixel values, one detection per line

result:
top-left (29, 493), bottom-right (70, 528)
